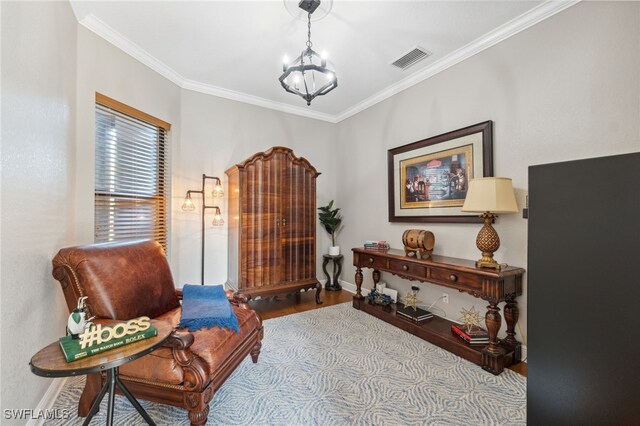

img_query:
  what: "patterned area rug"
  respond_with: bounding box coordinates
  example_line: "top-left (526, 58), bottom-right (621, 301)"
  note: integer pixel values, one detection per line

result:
top-left (47, 302), bottom-right (526, 425)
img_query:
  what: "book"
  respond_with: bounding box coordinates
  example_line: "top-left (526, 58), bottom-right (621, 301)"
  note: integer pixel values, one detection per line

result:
top-left (451, 325), bottom-right (489, 344)
top-left (364, 240), bottom-right (388, 245)
top-left (451, 327), bottom-right (489, 340)
top-left (397, 312), bottom-right (433, 322)
top-left (451, 324), bottom-right (489, 338)
top-left (451, 332), bottom-right (488, 343)
top-left (451, 329), bottom-right (489, 345)
top-left (363, 240), bottom-right (390, 250)
top-left (452, 323), bottom-right (487, 334)
top-left (397, 312), bottom-right (432, 319)
top-left (396, 305), bottom-right (433, 321)
top-left (59, 326), bottom-right (158, 362)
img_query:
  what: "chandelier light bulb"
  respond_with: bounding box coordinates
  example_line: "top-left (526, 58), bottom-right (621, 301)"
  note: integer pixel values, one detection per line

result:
top-left (321, 51), bottom-right (327, 67)
top-left (283, 55), bottom-right (289, 72)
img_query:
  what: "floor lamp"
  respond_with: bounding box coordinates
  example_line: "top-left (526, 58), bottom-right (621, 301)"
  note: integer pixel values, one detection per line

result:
top-left (181, 174), bottom-right (225, 285)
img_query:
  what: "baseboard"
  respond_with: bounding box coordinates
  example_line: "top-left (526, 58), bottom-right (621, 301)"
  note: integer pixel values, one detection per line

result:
top-left (338, 280), bottom-right (360, 295)
top-left (25, 378), bottom-right (68, 426)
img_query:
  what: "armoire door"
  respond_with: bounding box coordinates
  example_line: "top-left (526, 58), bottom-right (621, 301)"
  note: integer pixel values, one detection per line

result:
top-left (226, 146), bottom-right (321, 302)
top-left (241, 151), bottom-right (284, 289)
top-left (281, 158), bottom-right (316, 283)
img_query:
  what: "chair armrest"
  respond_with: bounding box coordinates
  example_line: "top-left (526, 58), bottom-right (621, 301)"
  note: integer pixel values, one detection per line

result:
top-left (228, 292), bottom-right (252, 306)
top-left (164, 330), bottom-right (210, 393)
top-left (165, 330), bottom-right (194, 350)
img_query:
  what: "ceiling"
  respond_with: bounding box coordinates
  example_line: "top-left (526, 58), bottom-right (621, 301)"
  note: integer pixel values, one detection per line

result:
top-left (69, 1), bottom-right (577, 122)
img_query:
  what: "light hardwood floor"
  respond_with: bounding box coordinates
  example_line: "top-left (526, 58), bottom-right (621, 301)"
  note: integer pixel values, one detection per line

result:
top-left (249, 288), bottom-right (351, 320)
top-left (249, 289), bottom-right (526, 377)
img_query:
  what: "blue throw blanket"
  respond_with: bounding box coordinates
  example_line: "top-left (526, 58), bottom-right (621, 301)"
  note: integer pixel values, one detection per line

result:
top-left (178, 284), bottom-right (240, 333)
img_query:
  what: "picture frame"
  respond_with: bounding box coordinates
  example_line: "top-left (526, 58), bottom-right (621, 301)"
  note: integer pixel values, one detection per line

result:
top-left (388, 121), bottom-right (493, 223)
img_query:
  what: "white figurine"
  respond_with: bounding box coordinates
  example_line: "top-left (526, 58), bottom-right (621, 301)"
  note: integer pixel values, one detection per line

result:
top-left (67, 296), bottom-right (95, 339)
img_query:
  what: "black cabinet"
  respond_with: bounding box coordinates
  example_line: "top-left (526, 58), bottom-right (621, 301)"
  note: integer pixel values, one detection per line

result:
top-left (528, 152), bottom-right (640, 425)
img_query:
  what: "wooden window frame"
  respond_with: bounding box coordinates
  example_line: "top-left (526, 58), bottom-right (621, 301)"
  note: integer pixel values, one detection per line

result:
top-left (94, 93), bottom-right (171, 250)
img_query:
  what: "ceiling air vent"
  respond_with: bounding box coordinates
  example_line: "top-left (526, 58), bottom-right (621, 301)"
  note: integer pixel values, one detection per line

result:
top-left (390, 46), bottom-right (431, 70)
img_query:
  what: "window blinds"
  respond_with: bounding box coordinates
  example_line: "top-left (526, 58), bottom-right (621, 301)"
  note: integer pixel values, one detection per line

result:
top-left (94, 99), bottom-right (169, 250)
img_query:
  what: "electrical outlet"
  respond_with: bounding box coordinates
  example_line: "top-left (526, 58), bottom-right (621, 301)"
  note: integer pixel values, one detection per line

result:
top-left (442, 293), bottom-right (449, 304)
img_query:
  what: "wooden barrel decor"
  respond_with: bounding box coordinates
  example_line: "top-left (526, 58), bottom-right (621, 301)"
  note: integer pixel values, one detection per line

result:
top-left (402, 229), bottom-right (435, 259)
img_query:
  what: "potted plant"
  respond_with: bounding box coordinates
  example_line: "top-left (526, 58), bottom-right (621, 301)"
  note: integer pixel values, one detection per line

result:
top-left (318, 200), bottom-right (342, 255)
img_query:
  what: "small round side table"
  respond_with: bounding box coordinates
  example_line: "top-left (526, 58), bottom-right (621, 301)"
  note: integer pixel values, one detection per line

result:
top-left (322, 254), bottom-right (344, 291)
top-left (30, 320), bottom-right (172, 426)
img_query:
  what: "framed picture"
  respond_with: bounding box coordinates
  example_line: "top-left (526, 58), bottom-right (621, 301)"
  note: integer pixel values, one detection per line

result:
top-left (388, 121), bottom-right (493, 223)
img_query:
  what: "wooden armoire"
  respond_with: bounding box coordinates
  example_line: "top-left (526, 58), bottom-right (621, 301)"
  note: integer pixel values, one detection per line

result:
top-left (225, 146), bottom-right (322, 303)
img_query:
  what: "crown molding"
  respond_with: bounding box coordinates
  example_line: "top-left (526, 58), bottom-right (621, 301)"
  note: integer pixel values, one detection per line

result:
top-left (334, 0), bottom-right (581, 123)
top-left (79, 14), bottom-right (186, 87)
top-left (182, 80), bottom-right (338, 123)
top-left (77, 1), bottom-right (580, 124)
top-left (79, 14), bottom-right (336, 123)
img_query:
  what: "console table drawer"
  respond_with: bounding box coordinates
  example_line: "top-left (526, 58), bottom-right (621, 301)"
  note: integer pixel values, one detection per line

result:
top-left (360, 255), bottom-right (386, 269)
top-left (429, 268), bottom-right (481, 291)
top-left (389, 260), bottom-right (427, 279)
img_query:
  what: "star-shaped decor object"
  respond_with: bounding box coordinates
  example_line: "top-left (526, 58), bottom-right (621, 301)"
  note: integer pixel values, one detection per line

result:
top-left (399, 292), bottom-right (422, 311)
top-left (459, 306), bottom-right (484, 332)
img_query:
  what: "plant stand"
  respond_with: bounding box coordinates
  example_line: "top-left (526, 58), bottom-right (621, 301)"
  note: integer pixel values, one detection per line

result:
top-left (322, 254), bottom-right (343, 291)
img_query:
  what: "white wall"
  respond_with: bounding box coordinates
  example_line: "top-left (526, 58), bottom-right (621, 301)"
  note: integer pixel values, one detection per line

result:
top-left (1, 0), bottom-right (77, 419)
top-left (174, 90), bottom-right (337, 286)
top-left (75, 26), bottom-right (182, 246)
top-left (335, 1), bottom-right (640, 343)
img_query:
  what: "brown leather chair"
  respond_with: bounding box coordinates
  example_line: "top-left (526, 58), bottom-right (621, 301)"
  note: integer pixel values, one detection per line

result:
top-left (52, 240), bottom-right (263, 425)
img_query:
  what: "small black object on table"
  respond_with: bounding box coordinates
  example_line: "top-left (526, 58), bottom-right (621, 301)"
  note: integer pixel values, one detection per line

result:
top-left (322, 254), bottom-right (343, 291)
top-left (29, 320), bottom-right (172, 426)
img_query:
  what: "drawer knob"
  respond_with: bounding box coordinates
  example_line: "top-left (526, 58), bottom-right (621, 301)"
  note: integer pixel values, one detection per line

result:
top-left (402, 265), bottom-right (409, 271)
top-left (368, 257), bottom-right (374, 264)
top-left (449, 274), bottom-right (458, 282)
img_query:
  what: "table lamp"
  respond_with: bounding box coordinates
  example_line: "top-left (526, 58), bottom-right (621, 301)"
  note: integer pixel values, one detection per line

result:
top-left (461, 177), bottom-right (518, 270)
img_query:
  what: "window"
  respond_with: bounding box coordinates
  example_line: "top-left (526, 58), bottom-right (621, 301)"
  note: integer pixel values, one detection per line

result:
top-left (94, 93), bottom-right (170, 250)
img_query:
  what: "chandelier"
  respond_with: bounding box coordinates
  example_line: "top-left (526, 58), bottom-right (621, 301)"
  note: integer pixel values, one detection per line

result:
top-left (279, 0), bottom-right (337, 106)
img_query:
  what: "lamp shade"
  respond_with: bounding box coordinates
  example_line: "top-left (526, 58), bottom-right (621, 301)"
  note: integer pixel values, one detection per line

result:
top-left (461, 177), bottom-right (518, 213)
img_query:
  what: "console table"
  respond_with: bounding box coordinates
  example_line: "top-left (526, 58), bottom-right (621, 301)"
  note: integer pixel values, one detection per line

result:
top-left (352, 247), bottom-right (525, 375)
